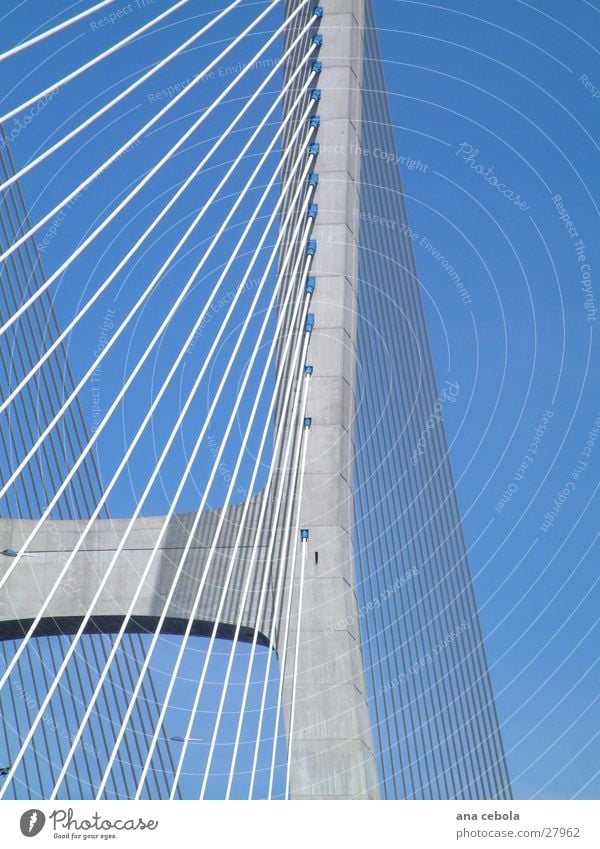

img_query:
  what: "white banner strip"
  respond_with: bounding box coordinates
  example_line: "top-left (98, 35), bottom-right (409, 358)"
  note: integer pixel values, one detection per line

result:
top-left (1, 800), bottom-right (598, 848)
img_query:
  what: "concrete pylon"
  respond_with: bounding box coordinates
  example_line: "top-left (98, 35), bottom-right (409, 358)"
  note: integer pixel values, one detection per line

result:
top-left (275, 0), bottom-right (380, 799)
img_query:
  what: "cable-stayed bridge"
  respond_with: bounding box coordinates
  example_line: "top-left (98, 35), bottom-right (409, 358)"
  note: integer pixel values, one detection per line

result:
top-left (0, 0), bottom-right (511, 800)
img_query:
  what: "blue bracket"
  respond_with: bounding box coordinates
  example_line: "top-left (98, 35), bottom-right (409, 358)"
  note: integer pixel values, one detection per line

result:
top-left (304, 364), bottom-right (314, 375)
top-left (310, 88), bottom-right (321, 101)
top-left (307, 203), bottom-right (318, 219)
top-left (306, 240), bottom-right (317, 256)
top-left (309, 141), bottom-right (320, 156)
top-left (304, 416), bottom-right (312, 428)
top-left (308, 172), bottom-right (319, 188)
top-left (311, 60), bottom-right (322, 74)
top-left (312, 34), bottom-right (323, 47)
top-left (313, 5), bottom-right (324, 18)
top-left (310, 115), bottom-right (321, 129)
top-left (306, 275), bottom-right (316, 294)
top-left (300, 529), bottom-right (310, 541)
top-left (305, 313), bottom-right (315, 332)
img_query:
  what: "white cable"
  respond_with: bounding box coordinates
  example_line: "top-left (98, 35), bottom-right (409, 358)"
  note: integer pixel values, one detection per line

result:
top-left (0, 96), bottom-right (316, 681)
top-left (98, 208), bottom-right (313, 800)
top-left (174, 242), bottom-right (315, 800)
top-left (0, 132), bottom-right (316, 768)
top-left (224, 323), bottom-right (314, 798)
top-left (0, 0), bottom-right (244, 191)
top-left (2, 139), bottom-right (311, 802)
top-left (45, 142), bottom-right (316, 800)
top-left (282, 435), bottom-right (311, 800)
top-left (0, 0), bottom-right (293, 278)
top-left (168, 291), bottom-right (313, 803)
top-left (266, 374), bottom-right (310, 799)
top-left (0, 0), bottom-right (191, 125)
top-left (127, 209), bottom-right (315, 798)
top-left (227, 353), bottom-right (310, 798)
top-left (0, 35), bottom-right (318, 418)
top-left (197, 290), bottom-right (314, 801)
top-left (249, 364), bottom-right (311, 798)
top-left (0, 76), bottom-right (317, 551)
top-left (0, 4), bottom-right (316, 796)
top-left (0, 0), bottom-right (117, 62)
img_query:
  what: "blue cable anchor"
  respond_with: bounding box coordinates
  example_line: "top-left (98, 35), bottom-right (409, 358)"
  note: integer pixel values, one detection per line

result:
top-left (306, 240), bottom-right (317, 256)
top-left (306, 275), bottom-right (316, 294)
top-left (305, 313), bottom-right (315, 332)
top-left (307, 203), bottom-right (318, 219)
top-left (308, 172), bottom-right (319, 188)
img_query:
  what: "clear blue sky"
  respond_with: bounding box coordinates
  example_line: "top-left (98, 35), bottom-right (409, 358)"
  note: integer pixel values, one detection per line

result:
top-left (0, 0), bottom-right (598, 799)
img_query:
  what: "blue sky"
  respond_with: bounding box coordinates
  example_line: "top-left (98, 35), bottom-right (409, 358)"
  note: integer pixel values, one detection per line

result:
top-left (373, 0), bottom-right (600, 799)
top-left (0, 0), bottom-right (598, 799)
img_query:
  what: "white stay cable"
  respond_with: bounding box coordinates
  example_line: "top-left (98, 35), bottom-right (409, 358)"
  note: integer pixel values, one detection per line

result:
top-left (0, 0), bottom-right (295, 277)
top-left (158, 282), bottom-right (312, 802)
top-left (0, 0), bottom-right (191, 125)
top-left (248, 362), bottom-right (312, 799)
top-left (224, 327), bottom-right (312, 801)
top-left (2, 143), bottom-right (311, 802)
top-left (0, 157), bottom-right (316, 791)
top-left (0, 35), bottom-right (318, 417)
top-left (128, 224), bottom-right (315, 798)
top-left (281, 429), bottom-right (311, 800)
top-left (0, 0), bottom-right (117, 62)
top-left (97, 214), bottom-right (314, 800)
top-left (224, 321), bottom-right (314, 798)
top-left (47, 154), bottom-right (316, 800)
top-left (171, 245), bottom-right (315, 800)
top-left (0, 87), bottom-right (317, 561)
top-left (0, 0), bottom-right (249, 191)
top-left (197, 291), bottom-right (313, 801)
top-left (268, 420), bottom-right (312, 798)
top-left (0, 110), bottom-right (315, 707)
